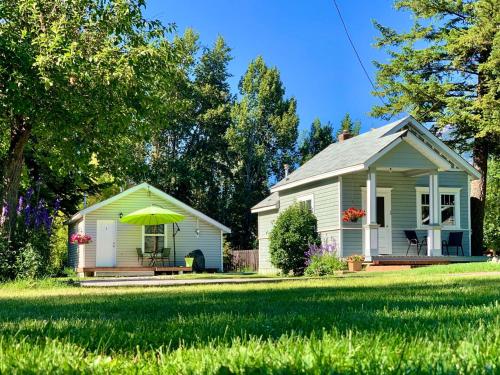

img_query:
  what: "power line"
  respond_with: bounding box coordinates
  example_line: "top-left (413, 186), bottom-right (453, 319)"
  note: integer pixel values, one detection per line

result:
top-left (331, 0), bottom-right (388, 108)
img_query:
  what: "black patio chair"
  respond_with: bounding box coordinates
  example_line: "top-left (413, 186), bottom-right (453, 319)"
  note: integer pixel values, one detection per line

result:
top-left (157, 247), bottom-right (171, 266)
top-left (442, 232), bottom-right (464, 256)
top-left (136, 248), bottom-right (144, 265)
top-left (404, 230), bottom-right (426, 256)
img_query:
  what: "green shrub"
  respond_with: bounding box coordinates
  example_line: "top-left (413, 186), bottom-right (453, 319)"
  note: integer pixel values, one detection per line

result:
top-left (304, 254), bottom-right (347, 276)
top-left (15, 243), bottom-right (45, 280)
top-left (269, 203), bottom-right (320, 275)
top-left (63, 267), bottom-right (77, 278)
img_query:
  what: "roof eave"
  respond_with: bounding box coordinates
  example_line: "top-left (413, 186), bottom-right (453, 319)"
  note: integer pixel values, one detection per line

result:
top-left (270, 164), bottom-right (367, 193)
top-left (251, 204), bottom-right (279, 213)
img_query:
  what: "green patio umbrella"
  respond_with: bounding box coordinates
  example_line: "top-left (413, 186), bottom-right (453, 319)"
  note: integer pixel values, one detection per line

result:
top-left (120, 205), bottom-right (185, 225)
top-left (120, 205), bottom-right (185, 266)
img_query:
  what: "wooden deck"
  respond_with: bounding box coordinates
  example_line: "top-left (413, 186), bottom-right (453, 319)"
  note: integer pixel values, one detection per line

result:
top-left (77, 266), bottom-right (193, 277)
top-left (369, 255), bottom-right (488, 266)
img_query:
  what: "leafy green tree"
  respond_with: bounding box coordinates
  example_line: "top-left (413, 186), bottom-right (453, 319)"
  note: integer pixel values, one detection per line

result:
top-left (0, 0), bottom-right (170, 234)
top-left (299, 118), bottom-right (335, 164)
top-left (186, 36), bottom-right (234, 223)
top-left (226, 56), bottom-right (299, 248)
top-left (336, 113), bottom-right (361, 139)
top-left (269, 203), bottom-right (320, 275)
top-left (371, 0), bottom-right (499, 254)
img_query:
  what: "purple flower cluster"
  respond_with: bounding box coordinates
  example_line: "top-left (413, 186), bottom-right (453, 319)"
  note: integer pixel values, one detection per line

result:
top-left (0, 187), bottom-right (61, 234)
top-left (305, 241), bottom-right (337, 266)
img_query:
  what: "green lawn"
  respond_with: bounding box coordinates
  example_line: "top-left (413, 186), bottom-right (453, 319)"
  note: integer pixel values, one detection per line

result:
top-left (0, 264), bottom-right (499, 374)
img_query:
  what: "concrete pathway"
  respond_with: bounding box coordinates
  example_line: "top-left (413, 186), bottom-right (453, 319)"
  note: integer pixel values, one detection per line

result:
top-left (79, 277), bottom-right (292, 288)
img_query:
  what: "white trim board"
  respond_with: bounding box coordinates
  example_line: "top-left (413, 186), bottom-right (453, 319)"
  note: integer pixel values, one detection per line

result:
top-left (338, 176), bottom-right (343, 257)
top-left (67, 182), bottom-right (231, 233)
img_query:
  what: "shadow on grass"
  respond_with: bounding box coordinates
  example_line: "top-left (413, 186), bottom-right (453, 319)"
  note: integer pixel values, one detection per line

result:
top-left (0, 277), bottom-right (498, 353)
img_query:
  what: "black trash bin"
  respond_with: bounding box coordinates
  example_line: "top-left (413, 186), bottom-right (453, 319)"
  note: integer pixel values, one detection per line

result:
top-left (187, 249), bottom-right (205, 272)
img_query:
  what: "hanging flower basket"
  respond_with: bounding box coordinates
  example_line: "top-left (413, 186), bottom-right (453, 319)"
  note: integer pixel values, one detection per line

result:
top-left (342, 207), bottom-right (366, 223)
top-left (70, 233), bottom-right (92, 245)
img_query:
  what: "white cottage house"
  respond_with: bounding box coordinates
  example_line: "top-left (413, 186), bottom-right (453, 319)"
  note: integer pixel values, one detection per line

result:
top-left (67, 183), bottom-right (230, 276)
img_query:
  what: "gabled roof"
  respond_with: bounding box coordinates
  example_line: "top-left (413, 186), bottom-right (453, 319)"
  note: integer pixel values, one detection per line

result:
top-left (251, 192), bottom-right (279, 213)
top-left (270, 116), bottom-right (479, 193)
top-left (383, 116), bottom-right (481, 179)
top-left (67, 182), bottom-right (231, 233)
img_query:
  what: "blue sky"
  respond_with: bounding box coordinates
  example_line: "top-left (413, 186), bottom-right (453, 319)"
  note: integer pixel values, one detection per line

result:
top-left (144, 0), bottom-right (413, 135)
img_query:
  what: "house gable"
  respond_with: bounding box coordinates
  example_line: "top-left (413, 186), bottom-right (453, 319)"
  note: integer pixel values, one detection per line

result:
top-left (371, 139), bottom-right (441, 170)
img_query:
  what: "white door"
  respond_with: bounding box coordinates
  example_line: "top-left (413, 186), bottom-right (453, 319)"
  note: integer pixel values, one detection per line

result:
top-left (362, 189), bottom-right (392, 255)
top-left (96, 220), bottom-right (116, 267)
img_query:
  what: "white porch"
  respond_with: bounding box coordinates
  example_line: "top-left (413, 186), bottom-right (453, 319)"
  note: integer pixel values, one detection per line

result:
top-left (362, 169), bottom-right (444, 261)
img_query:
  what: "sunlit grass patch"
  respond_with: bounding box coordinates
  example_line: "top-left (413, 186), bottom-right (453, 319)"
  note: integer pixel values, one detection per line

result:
top-left (0, 267), bottom-right (498, 373)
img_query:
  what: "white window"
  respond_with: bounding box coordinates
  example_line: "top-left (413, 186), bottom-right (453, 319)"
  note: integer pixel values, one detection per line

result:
top-left (416, 187), bottom-right (461, 229)
top-left (143, 224), bottom-right (166, 253)
top-left (297, 194), bottom-right (314, 213)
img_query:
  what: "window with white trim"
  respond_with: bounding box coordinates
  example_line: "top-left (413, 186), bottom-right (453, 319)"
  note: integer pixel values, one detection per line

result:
top-left (297, 194), bottom-right (314, 212)
top-left (416, 188), bottom-right (460, 229)
top-left (143, 224), bottom-right (166, 253)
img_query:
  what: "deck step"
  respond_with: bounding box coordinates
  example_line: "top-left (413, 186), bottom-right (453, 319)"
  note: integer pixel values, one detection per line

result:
top-left (365, 265), bottom-right (412, 272)
top-left (94, 271), bottom-right (155, 277)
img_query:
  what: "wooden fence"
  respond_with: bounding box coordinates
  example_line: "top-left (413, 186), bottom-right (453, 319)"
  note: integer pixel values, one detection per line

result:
top-left (227, 249), bottom-right (259, 272)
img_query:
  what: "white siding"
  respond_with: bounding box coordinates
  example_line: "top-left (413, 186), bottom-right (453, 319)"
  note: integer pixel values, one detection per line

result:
top-left (83, 188), bottom-right (222, 270)
top-left (257, 210), bottom-right (279, 273)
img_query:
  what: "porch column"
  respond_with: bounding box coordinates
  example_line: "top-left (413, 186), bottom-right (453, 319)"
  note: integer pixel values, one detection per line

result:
top-left (427, 171), bottom-right (442, 256)
top-left (363, 170), bottom-right (379, 260)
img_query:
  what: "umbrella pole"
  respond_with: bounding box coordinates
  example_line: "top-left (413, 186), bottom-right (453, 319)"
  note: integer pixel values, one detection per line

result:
top-left (172, 223), bottom-right (176, 267)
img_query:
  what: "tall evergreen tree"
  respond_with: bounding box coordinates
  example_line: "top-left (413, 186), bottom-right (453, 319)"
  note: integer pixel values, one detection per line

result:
top-left (299, 118), bottom-right (335, 164)
top-left (226, 56), bottom-right (299, 248)
top-left (371, 0), bottom-right (499, 253)
top-left (336, 113), bottom-right (361, 139)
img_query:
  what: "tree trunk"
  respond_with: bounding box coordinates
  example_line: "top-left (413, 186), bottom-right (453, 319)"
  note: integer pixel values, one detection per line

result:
top-left (1, 116), bottom-right (32, 236)
top-left (470, 138), bottom-right (488, 255)
top-left (470, 48), bottom-right (491, 256)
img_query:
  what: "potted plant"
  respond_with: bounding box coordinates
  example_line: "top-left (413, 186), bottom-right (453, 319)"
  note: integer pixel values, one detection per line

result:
top-left (70, 233), bottom-right (92, 245)
top-left (346, 254), bottom-right (364, 272)
top-left (184, 255), bottom-right (194, 268)
top-left (342, 208), bottom-right (366, 223)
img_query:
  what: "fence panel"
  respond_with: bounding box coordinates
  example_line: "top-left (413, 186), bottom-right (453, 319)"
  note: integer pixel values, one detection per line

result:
top-left (228, 249), bottom-right (259, 272)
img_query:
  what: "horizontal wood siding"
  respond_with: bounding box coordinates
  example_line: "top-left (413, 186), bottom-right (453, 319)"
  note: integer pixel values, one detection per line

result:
top-left (256, 178), bottom-right (340, 272)
top-left (341, 171), bottom-right (470, 256)
top-left (257, 209), bottom-right (279, 273)
top-left (84, 188), bottom-right (222, 270)
top-left (279, 177), bottom-right (339, 232)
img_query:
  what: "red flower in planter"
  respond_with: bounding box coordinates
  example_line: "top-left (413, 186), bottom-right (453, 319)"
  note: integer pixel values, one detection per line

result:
top-left (70, 233), bottom-right (92, 245)
top-left (342, 207), bottom-right (366, 223)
